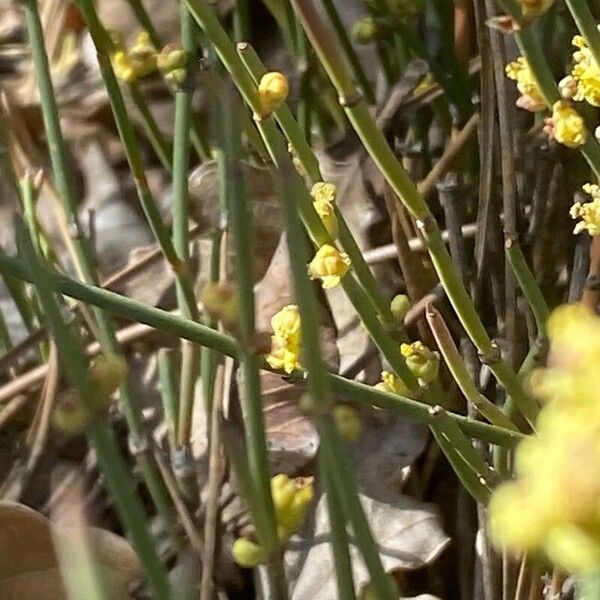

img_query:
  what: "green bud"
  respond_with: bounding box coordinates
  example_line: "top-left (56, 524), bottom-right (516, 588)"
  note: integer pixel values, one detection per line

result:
top-left (232, 538), bottom-right (267, 567)
top-left (390, 294), bottom-right (411, 323)
top-left (52, 390), bottom-right (92, 435)
top-left (333, 405), bottom-right (362, 442)
top-left (352, 17), bottom-right (381, 44)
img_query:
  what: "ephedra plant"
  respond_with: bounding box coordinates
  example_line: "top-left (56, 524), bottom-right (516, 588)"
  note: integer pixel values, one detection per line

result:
top-left (2, 0), bottom-right (600, 598)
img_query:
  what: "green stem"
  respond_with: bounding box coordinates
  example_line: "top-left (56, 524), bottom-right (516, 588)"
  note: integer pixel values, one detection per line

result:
top-left (425, 304), bottom-right (518, 431)
top-left (127, 0), bottom-right (162, 48)
top-left (220, 90), bottom-right (282, 562)
top-left (172, 4), bottom-right (200, 455)
top-left (25, 0), bottom-right (178, 543)
top-left (236, 42), bottom-right (398, 333)
top-left (320, 0), bottom-right (375, 103)
top-left (321, 460), bottom-right (357, 600)
top-left (76, 0), bottom-right (199, 317)
top-left (429, 406), bottom-right (494, 504)
top-left (128, 83), bottom-right (172, 172)
top-left (157, 349), bottom-right (178, 450)
top-left (564, 0), bottom-right (600, 68)
top-left (505, 239), bottom-right (549, 337)
top-left (274, 160), bottom-right (397, 599)
top-left (14, 222), bottom-right (169, 599)
top-left (291, 0), bottom-right (539, 426)
top-left (0, 249), bottom-right (524, 448)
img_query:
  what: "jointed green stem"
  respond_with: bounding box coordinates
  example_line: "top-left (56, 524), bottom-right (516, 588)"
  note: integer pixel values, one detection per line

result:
top-left (220, 91), bottom-right (282, 567)
top-left (14, 222), bottom-right (170, 599)
top-left (236, 42), bottom-right (398, 333)
top-left (24, 0), bottom-right (179, 545)
top-left (128, 83), bottom-right (172, 172)
top-left (0, 251), bottom-right (524, 448)
top-left (291, 0), bottom-right (539, 426)
top-left (274, 157), bottom-right (397, 599)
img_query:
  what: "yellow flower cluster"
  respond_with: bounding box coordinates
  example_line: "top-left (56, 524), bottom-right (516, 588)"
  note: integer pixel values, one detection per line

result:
top-left (310, 182), bottom-right (339, 239)
top-left (266, 304), bottom-right (301, 373)
top-left (232, 474), bottom-right (314, 567)
top-left (571, 33), bottom-right (600, 107)
top-left (571, 183), bottom-right (600, 236)
top-left (489, 304), bottom-right (600, 574)
top-left (401, 341), bottom-right (439, 384)
top-left (110, 30), bottom-right (157, 83)
top-left (505, 57), bottom-right (545, 112)
top-left (550, 100), bottom-right (587, 148)
top-left (308, 244), bottom-right (351, 289)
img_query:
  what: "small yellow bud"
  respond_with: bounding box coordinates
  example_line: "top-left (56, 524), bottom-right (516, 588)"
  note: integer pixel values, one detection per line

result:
top-left (307, 244), bottom-right (351, 289)
top-left (156, 46), bottom-right (188, 87)
top-left (400, 341), bottom-right (439, 384)
top-left (89, 354), bottom-right (128, 404)
top-left (201, 281), bottom-right (239, 330)
top-left (558, 75), bottom-right (577, 100)
top-left (258, 72), bottom-right (289, 117)
top-left (52, 390), bottom-right (92, 434)
top-left (271, 474), bottom-right (297, 513)
top-left (333, 405), bottom-right (362, 442)
top-left (390, 294), bottom-right (411, 323)
top-left (311, 183), bottom-right (339, 239)
top-left (232, 538), bottom-right (267, 567)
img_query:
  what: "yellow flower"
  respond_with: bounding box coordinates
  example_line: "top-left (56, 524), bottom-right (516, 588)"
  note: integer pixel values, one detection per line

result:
top-left (110, 30), bottom-right (157, 83)
top-left (271, 474), bottom-right (314, 540)
top-left (266, 305), bottom-right (301, 373)
top-left (310, 182), bottom-right (339, 239)
top-left (376, 370), bottom-right (412, 397)
top-left (571, 184), bottom-right (600, 235)
top-left (489, 303), bottom-right (600, 574)
top-left (307, 244), bottom-right (351, 289)
top-left (505, 57), bottom-right (545, 112)
top-left (258, 71), bottom-right (289, 117)
top-left (270, 304), bottom-right (301, 341)
top-left (550, 101), bottom-right (587, 148)
top-left (401, 341), bottom-right (439, 384)
top-left (571, 33), bottom-right (600, 107)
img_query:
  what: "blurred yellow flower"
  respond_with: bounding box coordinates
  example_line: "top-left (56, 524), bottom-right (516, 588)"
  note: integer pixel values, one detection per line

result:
top-left (489, 304), bottom-right (600, 574)
top-left (307, 244), bottom-right (351, 289)
top-left (110, 30), bottom-right (157, 83)
top-left (376, 370), bottom-right (412, 397)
